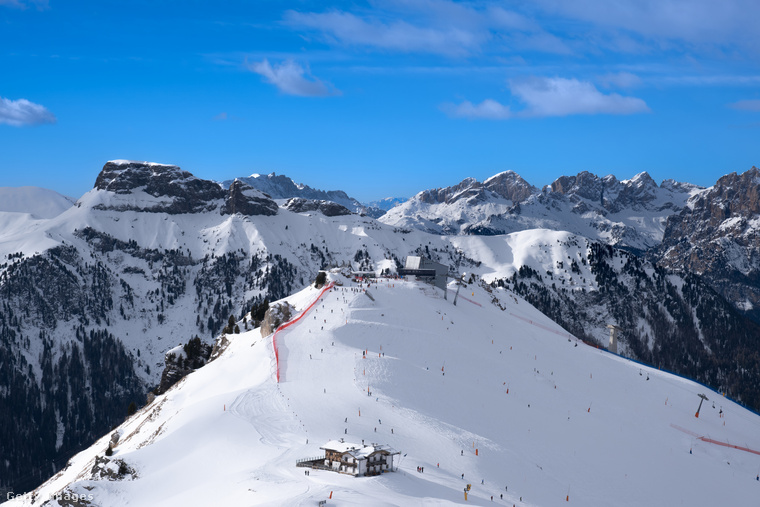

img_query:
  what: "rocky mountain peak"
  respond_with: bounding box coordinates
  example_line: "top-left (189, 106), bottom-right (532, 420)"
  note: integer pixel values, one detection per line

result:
top-left (550, 171), bottom-right (603, 201)
top-left (95, 161), bottom-right (192, 193)
top-left (221, 180), bottom-right (279, 216)
top-left (626, 171), bottom-right (657, 189)
top-left (484, 171), bottom-right (536, 203)
top-left (686, 166), bottom-right (760, 223)
top-left (92, 160), bottom-right (225, 214)
top-left (418, 177), bottom-right (489, 205)
top-left (612, 172), bottom-right (659, 210)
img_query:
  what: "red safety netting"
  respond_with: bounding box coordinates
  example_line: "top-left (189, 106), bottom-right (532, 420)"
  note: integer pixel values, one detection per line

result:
top-left (272, 282), bottom-right (334, 382)
top-left (670, 423), bottom-right (760, 456)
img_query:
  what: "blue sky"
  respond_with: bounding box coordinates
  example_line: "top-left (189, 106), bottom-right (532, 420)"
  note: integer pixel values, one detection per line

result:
top-left (2, 0), bottom-right (760, 202)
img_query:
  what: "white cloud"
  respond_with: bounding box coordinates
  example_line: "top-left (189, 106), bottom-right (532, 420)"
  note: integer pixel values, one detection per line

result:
top-left (512, 77), bottom-right (650, 116)
top-left (728, 100), bottom-right (760, 112)
top-left (247, 59), bottom-right (339, 97)
top-left (445, 77), bottom-right (650, 119)
top-left (443, 99), bottom-right (513, 119)
top-left (0, 97), bottom-right (56, 126)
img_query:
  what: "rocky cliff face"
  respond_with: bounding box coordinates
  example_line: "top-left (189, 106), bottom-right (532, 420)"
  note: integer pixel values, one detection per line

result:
top-left (93, 160), bottom-right (226, 214)
top-left (93, 161), bottom-right (280, 216)
top-left (418, 171), bottom-right (536, 206)
top-left (655, 167), bottom-right (760, 321)
top-left (283, 197), bottom-right (352, 217)
top-left (220, 180), bottom-right (279, 216)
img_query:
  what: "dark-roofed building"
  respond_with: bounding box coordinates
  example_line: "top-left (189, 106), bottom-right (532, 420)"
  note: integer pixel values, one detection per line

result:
top-left (399, 256), bottom-right (449, 294)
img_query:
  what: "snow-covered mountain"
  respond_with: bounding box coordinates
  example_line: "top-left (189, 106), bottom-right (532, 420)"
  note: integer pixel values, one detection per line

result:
top-left (0, 186), bottom-right (75, 219)
top-left (380, 170), bottom-right (703, 252)
top-left (366, 197), bottom-right (406, 212)
top-left (7, 273), bottom-right (760, 506)
top-left (1, 160), bottom-right (758, 498)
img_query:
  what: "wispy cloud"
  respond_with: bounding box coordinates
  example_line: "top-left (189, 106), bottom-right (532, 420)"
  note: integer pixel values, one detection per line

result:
top-left (0, 97), bottom-right (56, 126)
top-left (444, 77), bottom-right (650, 119)
top-left (247, 59), bottom-right (340, 97)
top-left (536, 0), bottom-right (760, 55)
top-left (283, 0), bottom-right (760, 64)
top-left (284, 10), bottom-right (481, 57)
top-left (284, 1), bottom-right (569, 57)
top-left (728, 100), bottom-right (760, 112)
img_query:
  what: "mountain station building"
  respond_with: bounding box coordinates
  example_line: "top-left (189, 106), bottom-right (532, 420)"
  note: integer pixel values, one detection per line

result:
top-left (399, 256), bottom-right (449, 293)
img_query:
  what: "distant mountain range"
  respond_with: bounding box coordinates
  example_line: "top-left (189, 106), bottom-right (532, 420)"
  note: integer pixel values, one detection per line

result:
top-left (379, 170), bottom-right (703, 252)
top-left (377, 166), bottom-right (760, 326)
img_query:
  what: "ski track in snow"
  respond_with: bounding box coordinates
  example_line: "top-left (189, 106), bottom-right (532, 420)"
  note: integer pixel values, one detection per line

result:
top-left (229, 384), bottom-right (300, 447)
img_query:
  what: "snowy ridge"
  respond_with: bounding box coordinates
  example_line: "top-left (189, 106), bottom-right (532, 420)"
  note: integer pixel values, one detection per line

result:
top-left (0, 186), bottom-right (75, 219)
top-left (272, 281), bottom-right (335, 382)
top-left (9, 274), bottom-right (760, 506)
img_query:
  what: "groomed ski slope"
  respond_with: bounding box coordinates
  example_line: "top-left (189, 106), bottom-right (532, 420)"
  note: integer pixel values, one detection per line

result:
top-left (15, 274), bottom-right (760, 506)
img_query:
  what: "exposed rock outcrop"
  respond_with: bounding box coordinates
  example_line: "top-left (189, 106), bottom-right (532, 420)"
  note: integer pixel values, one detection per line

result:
top-left (90, 455), bottom-right (137, 481)
top-left (284, 197), bottom-right (352, 217)
top-left (93, 160), bottom-right (225, 214)
top-left (260, 301), bottom-right (295, 337)
top-left (221, 180), bottom-right (278, 216)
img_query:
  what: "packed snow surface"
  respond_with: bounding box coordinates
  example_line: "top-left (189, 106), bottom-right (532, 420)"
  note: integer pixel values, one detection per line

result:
top-left (13, 274), bottom-right (760, 506)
